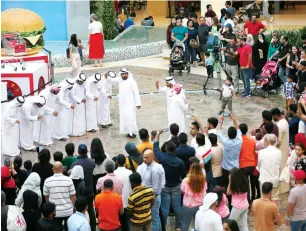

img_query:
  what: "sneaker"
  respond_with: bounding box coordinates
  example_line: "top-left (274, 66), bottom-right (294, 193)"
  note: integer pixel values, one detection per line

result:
top-left (242, 94), bottom-right (251, 98)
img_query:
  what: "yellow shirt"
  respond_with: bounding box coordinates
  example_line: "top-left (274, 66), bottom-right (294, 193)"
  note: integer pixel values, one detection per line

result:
top-left (137, 141), bottom-right (153, 154)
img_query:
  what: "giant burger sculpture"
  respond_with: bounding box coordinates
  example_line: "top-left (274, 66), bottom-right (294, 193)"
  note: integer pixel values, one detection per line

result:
top-left (1, 8), bottom-right (46, 56)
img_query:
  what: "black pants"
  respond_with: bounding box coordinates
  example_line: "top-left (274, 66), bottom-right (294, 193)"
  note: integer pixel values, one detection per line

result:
top-left (250, 173), bottom-right (261, 201)
top-left (240, 166), bottom-right (255, 205)
top-left (119, 208), bottom-right (130, 231)
top-left (87, 194), bottom-right (96, 231)
top-left (54, 216), bottom-right (69, 231)
top-left (221, 168), bottom-right (232, 210)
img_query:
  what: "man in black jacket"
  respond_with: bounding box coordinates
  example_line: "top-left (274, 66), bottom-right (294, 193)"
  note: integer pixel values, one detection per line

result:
top-left (175, 133), bottom-right (196, 172)
top-left (36, 202), bottom-right (60, 231)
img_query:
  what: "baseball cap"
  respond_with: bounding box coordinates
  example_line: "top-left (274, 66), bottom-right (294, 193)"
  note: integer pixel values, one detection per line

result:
top-left (300, 60), bottom-right (306, 67)
top-left (78, 144), bottom-right (88, 154)
top-left (293, 170), bottom-right (306, 181)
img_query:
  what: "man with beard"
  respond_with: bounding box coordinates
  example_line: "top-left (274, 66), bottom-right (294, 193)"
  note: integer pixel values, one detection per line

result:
top-left (85, 73), bottom-right (101, 132)
top-left (2, 96), bottom-right (25, 156)
top-left (52, 78), bottom-right (75, 141)
top-left (33, 85), bottom-right (60, 146)
top-left (110, 68), bottom-right (141, 138)
top-left (69, 73), bottom-right (87, 136)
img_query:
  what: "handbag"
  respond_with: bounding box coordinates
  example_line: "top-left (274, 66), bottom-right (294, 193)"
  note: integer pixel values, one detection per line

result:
top-left (189, 39), bottom-right (199, 48)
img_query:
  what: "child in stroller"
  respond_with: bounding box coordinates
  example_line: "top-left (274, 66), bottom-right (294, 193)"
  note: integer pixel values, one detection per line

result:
top-left (251, 61), bottom-right (281, 98)
top-left (168, 43), bottom-right (190, 76)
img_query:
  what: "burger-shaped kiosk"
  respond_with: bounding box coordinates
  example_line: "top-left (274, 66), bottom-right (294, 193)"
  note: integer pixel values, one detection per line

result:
top-left (1, 8), bottom-right (50, 98)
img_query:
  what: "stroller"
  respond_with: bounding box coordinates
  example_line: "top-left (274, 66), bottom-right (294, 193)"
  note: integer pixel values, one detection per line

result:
top-left (168, 42), bottom-right (190, 76)
top-left (251, 61), bottom-right (281, 98)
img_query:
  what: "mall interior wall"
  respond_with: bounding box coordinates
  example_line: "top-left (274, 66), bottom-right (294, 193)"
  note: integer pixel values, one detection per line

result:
top-left (1, 0), bottom-right (90, 41)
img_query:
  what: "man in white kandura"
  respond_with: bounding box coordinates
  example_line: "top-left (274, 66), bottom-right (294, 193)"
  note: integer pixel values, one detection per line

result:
top-left (97, 71), bottom-right (116, 128)
top-left (33, 85), bottom-right (60, 146)
top-left (85, 73), bottom-right (101, 132)
top-left (52, 78), bottom-right (75, 141)
top-left (156, 77), bottom-right (185, 127)
top-left (69, 73), bottom-right (87, 136)
top-left (169, 84), bottom-right (188, 133)
top-left (111, 68), bottom-right (141, 138)
top-left (2, 96), bottom-right (25, 156)
top-left (20, 96), bottom-right (46, 151)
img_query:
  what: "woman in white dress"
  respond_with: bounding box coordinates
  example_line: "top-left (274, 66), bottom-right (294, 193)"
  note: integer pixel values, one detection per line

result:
top-left (169, 84), bottom-right (188, 133)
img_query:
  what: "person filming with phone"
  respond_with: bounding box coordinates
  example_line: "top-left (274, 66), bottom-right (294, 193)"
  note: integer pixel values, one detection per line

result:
top-left (1, 159), bottom-right (18, 205)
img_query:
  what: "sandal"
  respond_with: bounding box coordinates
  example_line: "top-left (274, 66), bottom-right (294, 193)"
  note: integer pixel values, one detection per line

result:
top-left (93, 64), bottom-right (98, 67)
top-left (99, 64), bottom-right (103, 67)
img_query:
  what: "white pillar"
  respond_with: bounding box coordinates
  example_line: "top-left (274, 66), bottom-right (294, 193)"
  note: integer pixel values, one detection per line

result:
top-left (66, 0), bottom-right (90, 41)
top-left (201, 0), bottom-right (225, 18)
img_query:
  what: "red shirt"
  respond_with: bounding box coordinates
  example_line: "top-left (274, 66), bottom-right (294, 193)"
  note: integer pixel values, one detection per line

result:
top-left (94, 191), bottom-right (123, 230)
top-left (238, 44), bottom-right (253, 68)
top-left (239, 135), bottom-right (256, 168)
top-left (244, 21), bottom-right (265, 36)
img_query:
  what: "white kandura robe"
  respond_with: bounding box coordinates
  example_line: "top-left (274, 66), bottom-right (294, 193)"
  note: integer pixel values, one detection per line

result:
top-left (2, 99), bottom-right (22, 156)
top-left (85, 78), bottom-right (100, 131)
top-left (68, 82), bottom-right (86, 136)
top-left (97, 78), bottom-right (113, 125)
top-left (168, 93), bottom-right (188, 133)
top-left (33, 87), bottom-right (57, 146)
top-left (158, 86), bottom-right (186, 127)
top-left (20, 97), bottom-right (44, 150)
top-left (52, 82), bottom-right (73, 140)
top-left (277, 118), bottom-right (290, 194)
top-left (112, 76), bottom-right (141, 135)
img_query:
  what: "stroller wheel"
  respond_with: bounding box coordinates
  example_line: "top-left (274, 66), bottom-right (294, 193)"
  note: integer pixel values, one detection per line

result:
top-left (251, 90), bottom-right (257, 96)
top-left (264, 91), bottom-right (269, 98)
top-left (179, 70), bottom-right (182, 76)
top-left (1, 64), bottom-right (4, 68)
top-left (14, 67), bottom-right (17, 71)
top-left (168, 67), bottom-right (172, 74)
top-left (187, 65), bottom-right (191, 73)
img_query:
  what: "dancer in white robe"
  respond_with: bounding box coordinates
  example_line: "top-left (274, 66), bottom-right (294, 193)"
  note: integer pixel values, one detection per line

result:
top-left (169, 84), bottom-right (188, 133)
top-left (69, 73), bottom-right (87, 136)
top-left (20, 96), bottom-right (46, 151)
top-left (111, 68), bottom-right (141, 138)
top-left (156, 77), bottom-right (186, 127)
top-left (85, 73), bottom-right (101, 132)
top-left (52, 78), bottom-right (75, 141)
top-left (33, 85), bottom-right (60, 146)
top-left (97, 71), bottom-right (116, 128)
top-left (2, 96), bottom-right (25, 156)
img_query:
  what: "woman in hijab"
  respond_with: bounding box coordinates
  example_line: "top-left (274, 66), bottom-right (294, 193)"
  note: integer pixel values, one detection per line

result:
top-left (125, 142), bottom-right (143, 172)
top-left (13, 156), bottom-right (28, 190)
top-left (253, 33), bottom-right (269, 75)
top-left (15, 172), bottom-right (42, 208)
top-left (246, 34), bottom-right (254, 46)
top-left (22, 190), bottom-right (41, 231)
top-left (70, 165), bottom-right (86, 197)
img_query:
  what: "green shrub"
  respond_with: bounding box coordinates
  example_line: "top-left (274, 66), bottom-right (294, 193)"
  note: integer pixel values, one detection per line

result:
top-left (92, 0), bottom-right (116, 40)
top-left (265, 26), bottom-right (306, 48)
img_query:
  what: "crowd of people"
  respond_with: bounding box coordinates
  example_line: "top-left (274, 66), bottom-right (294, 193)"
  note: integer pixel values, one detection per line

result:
top-left (167, 1), bottom-right (306, 99)
top-left (2, 101), bottom-right (306, 231)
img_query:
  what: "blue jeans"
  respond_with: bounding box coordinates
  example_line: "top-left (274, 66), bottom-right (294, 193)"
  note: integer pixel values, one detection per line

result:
top-left (240, 68), bottom-right (253, 95)
top-left (187, 46), bottom-right (197, 62)
top-left (278, 65), bottom-right (288, 84)
top-left (152, 194), bottom-right (162, 231)
top-left (291, 220), bottom-right (306, 231)
top-left (181, 205), bottom-right (199, 231)
top-left (161, 184), bottom-right (182, 229)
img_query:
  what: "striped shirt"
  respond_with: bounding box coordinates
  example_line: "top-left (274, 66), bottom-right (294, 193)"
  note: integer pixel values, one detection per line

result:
top-left (127, 185), bottom-right (154, 226)
top-left (43, 173), bottom-right (76, 217)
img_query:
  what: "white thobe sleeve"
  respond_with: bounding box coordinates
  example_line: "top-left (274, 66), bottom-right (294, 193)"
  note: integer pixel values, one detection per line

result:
top-left (132, 81), bottom-right (141, 107)
top-left (42, 105), bottom-right (54, 115)
top-left (85, 83), bottom-right (95, 100)
top-left (158, 86), bottom-right (167, 94)
top-left (69, 88), bottom-right (82, 104)
top-left (176, 97), bottom-right (188, 112)
top-left (58, 91), bottom-right (72, 109)
top-left (23, 104), bottom-right (38, 121)
top-left (5, 107), bottom-right (17, 124)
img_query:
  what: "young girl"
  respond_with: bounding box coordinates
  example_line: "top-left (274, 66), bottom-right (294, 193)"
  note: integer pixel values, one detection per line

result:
top-left (69, 34), bottom-right (82, 78)
top-left (283, 75), bottom-right (296, 111)
top-left (214, 186), bottom-right (230, 222)
top-left (218, 77), bottom-right (235, 115)
top-left (227, 167), bottom-right (249, 231)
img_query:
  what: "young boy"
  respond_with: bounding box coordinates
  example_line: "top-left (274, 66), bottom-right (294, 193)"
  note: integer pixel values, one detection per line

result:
top-left (170, 46), bottom-right (183, 62)
top-left (205, 52), bottom-right (213, 78)
top-left (62, 143), bottom-right (77, 170)
top-left (283, 75), bottom-right (296, 111)
top-left (23, 160), bottom-right (32, 177)
top-left (218, 77), bottom-right (236, 115)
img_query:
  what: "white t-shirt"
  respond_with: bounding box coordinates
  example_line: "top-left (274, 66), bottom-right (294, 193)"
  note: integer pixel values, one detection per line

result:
top-left (114, 167), bottom-right (133, 208)
top-left (222, 84), bottom-right (234, 98)
top-left (88, 21), bottom-right (103, 34)
top-left (195, 209), bottom-right (223, 231)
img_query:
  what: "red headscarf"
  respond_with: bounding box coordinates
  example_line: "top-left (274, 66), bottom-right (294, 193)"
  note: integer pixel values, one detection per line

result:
top-left (295, 133), bottom-right (306, 148)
